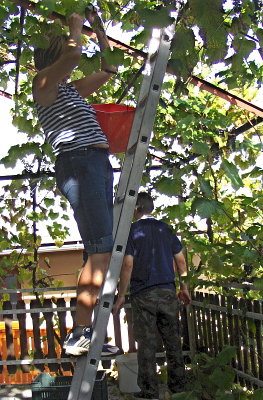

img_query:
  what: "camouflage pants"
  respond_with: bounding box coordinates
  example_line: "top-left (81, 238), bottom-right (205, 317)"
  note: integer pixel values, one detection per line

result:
top-left (131, 288), bottom-right (185, 397)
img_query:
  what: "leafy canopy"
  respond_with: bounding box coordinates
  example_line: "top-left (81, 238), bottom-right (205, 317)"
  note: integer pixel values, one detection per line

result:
top-left (0, 0), bottom-right (262, 293)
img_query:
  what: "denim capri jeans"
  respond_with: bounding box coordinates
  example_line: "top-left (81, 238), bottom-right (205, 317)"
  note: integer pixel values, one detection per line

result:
top-left (55, 147), bottom-right (114, 254)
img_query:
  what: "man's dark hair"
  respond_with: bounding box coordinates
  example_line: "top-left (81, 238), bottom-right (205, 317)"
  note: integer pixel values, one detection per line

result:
top-left (136, 192), bottom-right (154, 214)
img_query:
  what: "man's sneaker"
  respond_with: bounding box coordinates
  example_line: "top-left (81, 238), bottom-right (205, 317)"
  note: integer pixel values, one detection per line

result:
top-left (64, 326), bottom-right (92, 356)
top-left (101, 343), bottom-right (120, 356)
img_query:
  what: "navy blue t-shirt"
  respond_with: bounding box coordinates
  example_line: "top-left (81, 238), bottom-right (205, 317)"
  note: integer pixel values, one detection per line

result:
top-left (125, 217), bottom-right (182, 296)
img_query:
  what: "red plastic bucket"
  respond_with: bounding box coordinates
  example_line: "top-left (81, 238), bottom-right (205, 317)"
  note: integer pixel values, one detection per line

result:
top-left (92, 104), bottom-right (135, 153)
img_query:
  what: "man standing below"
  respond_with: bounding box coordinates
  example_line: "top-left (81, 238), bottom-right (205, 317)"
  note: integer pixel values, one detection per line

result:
top-left (114, 192), bottom-right (191, 400)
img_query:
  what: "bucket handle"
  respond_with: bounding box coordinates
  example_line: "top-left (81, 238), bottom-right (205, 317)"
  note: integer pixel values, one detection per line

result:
top-left (119, 362), bottom-right (137, 375)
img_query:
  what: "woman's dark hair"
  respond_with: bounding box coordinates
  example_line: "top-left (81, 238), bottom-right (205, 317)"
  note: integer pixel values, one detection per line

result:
top-left (136, 192), bottom-right (154, 214)
top-left (34, 34), bottom-right (68, 71)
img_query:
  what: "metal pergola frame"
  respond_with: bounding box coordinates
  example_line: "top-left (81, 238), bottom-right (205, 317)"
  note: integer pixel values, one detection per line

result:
top-left (0, 0), bottom-right (262, 117)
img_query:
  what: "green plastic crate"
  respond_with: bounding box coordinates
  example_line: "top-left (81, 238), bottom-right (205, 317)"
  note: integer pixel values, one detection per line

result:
top-left (31, 370), bottom-right (108, 400)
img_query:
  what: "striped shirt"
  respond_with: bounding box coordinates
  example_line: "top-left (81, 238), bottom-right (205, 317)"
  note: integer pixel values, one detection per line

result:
top-left (35, 84), bottom-right (108, 155)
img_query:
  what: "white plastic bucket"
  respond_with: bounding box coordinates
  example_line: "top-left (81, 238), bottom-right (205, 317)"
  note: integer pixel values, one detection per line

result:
top-left (115, 353), bottom-right (140, 393)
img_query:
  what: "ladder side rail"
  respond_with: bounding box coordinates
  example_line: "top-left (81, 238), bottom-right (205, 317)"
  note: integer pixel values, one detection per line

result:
top-left (112, 60), bottom-right (165, 236)
top-left (68, 27), bottom-right (173, 400)
top-left (113, 30), bottom-right (173, 237)
top-left (90, 30), bottom-right (168, 333)
top-left (115, 45), bottom-right (172, 208)
top-left (68, 29), bottom-right (172, 400)
top-left (66, 80), bottom-right (156, 400)
top-left (73, 134), bottom-right (157, 400)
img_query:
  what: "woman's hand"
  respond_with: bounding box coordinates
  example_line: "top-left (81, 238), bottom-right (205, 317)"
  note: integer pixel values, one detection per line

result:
top-left (85, 5), bottom-right (97, 25)
top-left (85, 6), bottom-right (104, 31)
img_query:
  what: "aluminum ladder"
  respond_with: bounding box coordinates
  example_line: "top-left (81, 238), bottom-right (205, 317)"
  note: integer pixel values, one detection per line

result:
top-left (68, 24), bottom-right (174, 400)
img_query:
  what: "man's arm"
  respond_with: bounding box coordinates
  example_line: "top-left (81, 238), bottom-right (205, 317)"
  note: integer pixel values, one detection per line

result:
top-left (113, 255), bottom-right (134, 314)
top-left (174, 251), bottom-right (191, 305)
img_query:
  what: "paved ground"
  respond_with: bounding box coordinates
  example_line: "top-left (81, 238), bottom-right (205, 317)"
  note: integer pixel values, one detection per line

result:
top-left (0, 386), bottom-right (31, 400)
top-left (0, 383), bottom-right (172, 400)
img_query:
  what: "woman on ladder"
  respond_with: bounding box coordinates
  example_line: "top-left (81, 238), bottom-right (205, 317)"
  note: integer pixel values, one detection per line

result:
top-left (33, 7), bottom-right (119, 357)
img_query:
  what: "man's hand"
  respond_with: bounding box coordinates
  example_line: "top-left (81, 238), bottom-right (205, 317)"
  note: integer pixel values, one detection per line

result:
top-left (178, 289), bottom-right (191, 305)
top-left (112, 295), bottom-right (125, 315)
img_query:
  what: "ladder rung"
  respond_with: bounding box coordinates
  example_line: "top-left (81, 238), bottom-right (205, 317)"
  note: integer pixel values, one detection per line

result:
top-left (115, 195), bottom-right (125, 204)
top-left (127, 142), bottom-right (138, 154)
top-left (149, 51), bottom-right (158, 63)
top-left (138, 95), bottom-right (148, 107)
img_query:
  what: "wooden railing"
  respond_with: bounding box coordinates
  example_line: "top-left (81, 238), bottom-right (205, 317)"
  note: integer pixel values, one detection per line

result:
top-left (191, 291), bottom-right (263, 389)
top-left (0, 286), bottom-right (191, 384)
top-left (0, 286), bottom-right (262, 390)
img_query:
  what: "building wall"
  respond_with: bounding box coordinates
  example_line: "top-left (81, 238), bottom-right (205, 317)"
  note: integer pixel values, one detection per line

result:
top-left (38, 248), bottom-right (84, 287)
top-left (1, 247), bottom-right (85, 290)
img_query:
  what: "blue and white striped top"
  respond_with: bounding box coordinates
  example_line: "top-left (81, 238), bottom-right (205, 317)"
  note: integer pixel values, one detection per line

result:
top-left (35, 84), bottom-right (108, 155)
